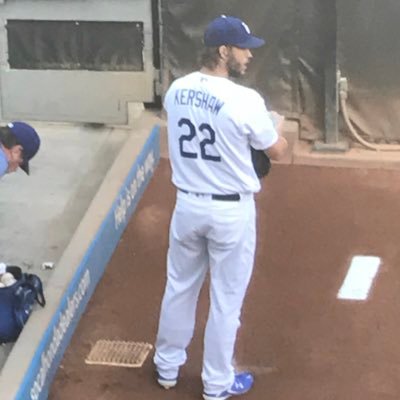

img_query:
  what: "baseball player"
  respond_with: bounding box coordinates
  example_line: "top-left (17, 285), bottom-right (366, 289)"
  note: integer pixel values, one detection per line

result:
top-left (153, 15), bottom-right (288, 400)
top-left (0, 121), bottom-right (40, 179)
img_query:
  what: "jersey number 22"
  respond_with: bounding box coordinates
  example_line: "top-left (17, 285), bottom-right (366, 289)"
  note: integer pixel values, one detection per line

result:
top-left (178, 118), bottom-right (221, 162)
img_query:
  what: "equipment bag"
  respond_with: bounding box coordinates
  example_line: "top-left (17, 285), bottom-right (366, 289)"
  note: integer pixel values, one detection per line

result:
top-left (0, 266), bottom-right (46, 343)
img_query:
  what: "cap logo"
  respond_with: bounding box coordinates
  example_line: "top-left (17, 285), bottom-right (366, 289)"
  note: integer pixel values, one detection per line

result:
top-left (7, 123), bottom-right (14, 128)
top-left (241, 22), bottom-right (251, 34)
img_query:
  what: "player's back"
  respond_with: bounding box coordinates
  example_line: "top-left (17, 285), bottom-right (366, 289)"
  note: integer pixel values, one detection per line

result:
top-left (164, 71), bottom-right (263, 194)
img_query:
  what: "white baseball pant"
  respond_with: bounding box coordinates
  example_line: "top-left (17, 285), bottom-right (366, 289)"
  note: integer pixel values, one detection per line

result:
top-left (154, 190), bottom-right (256, 394)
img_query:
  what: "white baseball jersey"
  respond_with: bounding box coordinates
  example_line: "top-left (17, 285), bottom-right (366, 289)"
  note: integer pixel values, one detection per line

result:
top-left (164, 71), bottom-right (278, 194)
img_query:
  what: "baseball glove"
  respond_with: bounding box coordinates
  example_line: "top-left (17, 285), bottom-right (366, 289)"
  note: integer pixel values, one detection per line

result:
top-left (251, 147), bottom-right (271, 179)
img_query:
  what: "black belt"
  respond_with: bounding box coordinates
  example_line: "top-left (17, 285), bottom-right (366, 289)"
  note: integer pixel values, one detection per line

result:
top-left (179, 189), bottom-right (240, 202)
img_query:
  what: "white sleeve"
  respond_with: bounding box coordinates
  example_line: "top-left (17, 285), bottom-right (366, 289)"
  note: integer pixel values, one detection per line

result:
top-left (240, 90), bottom-right (279, 150)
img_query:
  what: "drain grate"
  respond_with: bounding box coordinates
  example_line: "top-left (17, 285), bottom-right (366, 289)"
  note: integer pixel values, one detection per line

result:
top-left (85, 340), bottom-right (153, 368)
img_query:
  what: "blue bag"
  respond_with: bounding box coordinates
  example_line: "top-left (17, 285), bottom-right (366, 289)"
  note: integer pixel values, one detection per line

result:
top-left (0, 266), bottom-right (46, 343)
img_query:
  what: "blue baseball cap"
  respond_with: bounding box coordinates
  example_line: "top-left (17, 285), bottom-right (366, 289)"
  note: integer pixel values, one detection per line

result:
top-left (204, 15), bottom-right (265, 49)
top-left (7, 121), bottom-right (40, 174)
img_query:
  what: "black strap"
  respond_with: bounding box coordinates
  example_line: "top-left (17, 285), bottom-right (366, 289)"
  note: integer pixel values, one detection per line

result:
top-left (25, 274), bottom-right (46, 307)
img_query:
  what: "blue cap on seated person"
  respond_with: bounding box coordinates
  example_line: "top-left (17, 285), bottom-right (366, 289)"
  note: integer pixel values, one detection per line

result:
top-left (7, 121), bottom-right (40, 175)
top-left (204, 15), bottom-right (265, 49)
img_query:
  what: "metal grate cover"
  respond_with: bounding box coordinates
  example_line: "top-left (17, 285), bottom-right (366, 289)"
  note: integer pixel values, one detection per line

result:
top-left (85, 340), bottom-right (153, 368)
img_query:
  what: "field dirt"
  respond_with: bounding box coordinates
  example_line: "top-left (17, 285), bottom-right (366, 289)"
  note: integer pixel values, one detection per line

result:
top-left (50, 159), bottom-right (400, 400)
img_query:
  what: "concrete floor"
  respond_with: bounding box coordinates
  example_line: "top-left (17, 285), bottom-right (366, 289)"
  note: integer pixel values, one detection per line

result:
top-left (0, 122), bottom-right (129, 272)
top-left (0, 120), bottom-right (130, 368)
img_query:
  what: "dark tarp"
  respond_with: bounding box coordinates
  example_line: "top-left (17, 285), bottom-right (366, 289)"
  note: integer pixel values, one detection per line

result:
top-left (161, 0), bottom-right (400, 143)
top-left (337, 0), bottom-right (400, 143)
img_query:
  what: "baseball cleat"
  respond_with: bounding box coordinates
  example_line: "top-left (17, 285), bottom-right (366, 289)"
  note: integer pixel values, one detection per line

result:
top-left (202, 372), bottom-right (254, 400)
top-left (157, 373), bottom-right (178, 389)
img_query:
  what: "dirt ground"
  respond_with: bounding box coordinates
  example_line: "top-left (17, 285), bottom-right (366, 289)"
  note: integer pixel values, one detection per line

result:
top-left (50, 158), bottom-right (400, 400)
